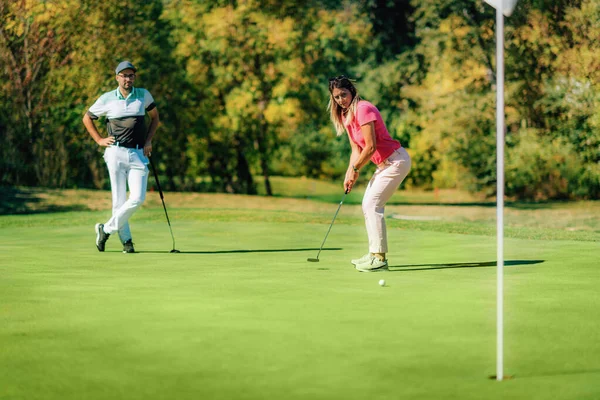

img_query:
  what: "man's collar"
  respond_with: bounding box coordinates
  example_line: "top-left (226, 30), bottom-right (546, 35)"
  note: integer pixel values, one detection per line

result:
top-left (115, 86), bottom-right (135, 99)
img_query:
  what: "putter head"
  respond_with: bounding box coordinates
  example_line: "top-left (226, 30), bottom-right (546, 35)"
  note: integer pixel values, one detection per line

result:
top-left (307, 258), bottom-right (319, 262)
top-left (170, 249), bottom-right (180, 253)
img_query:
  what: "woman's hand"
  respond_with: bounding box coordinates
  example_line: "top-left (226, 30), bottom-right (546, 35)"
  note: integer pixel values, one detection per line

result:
top-left (344, 167), bottom-right (358, 193)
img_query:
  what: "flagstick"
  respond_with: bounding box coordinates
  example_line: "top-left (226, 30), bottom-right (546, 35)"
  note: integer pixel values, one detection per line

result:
top-left (496, 0), bottom-right (505, 382)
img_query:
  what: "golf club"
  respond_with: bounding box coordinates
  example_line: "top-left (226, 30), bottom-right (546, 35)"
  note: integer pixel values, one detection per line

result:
top-left (149, 156), bottom-right (180, 253)
top-left (307, 189), bottom-right (348, 262)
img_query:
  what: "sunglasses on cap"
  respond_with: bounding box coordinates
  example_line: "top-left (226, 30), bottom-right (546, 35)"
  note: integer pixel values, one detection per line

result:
top-left (329, 75), bottom-right (348, 82)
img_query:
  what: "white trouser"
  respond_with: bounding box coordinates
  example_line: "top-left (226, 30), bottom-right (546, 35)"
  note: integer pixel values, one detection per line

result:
top-left (362, 147), bottom-right (411, 254)
top-left (102, 146), bottom-right (149, 243)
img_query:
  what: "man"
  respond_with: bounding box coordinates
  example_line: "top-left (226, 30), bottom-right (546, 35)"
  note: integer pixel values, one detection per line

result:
top-left (83, 61), bottom-right (159, 253)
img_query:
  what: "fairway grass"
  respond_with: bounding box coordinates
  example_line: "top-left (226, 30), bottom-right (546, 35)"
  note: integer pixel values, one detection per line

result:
top-left (1, 194), bottom-right (599, 400)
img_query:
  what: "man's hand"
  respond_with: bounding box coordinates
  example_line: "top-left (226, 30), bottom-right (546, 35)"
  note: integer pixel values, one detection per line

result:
top-left (144, 141), bottom-right (152, 157)
top-left (97, 136), bottom-right (115, 147)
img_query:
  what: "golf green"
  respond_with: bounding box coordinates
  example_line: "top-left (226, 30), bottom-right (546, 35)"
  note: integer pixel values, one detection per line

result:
top-left (1, 208), bottom-right (599, 400)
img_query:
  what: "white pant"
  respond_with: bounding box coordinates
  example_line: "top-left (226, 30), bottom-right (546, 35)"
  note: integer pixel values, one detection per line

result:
top-left (102, 146), bottom-right (148, 243)
top-left (362, 147), bottom-right (411, 253)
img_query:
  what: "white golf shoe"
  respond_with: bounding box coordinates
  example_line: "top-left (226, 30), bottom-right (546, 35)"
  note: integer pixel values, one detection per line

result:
top-left (351, 253), bottom-right (372, 265)
top-left (355, 256), bottom-right (388, 272)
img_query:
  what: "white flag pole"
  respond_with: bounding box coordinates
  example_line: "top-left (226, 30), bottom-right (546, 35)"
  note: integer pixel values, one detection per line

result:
top-left (495, 0), bottom-right (505, 382)
top-left (484, 0), bottom-right (517, 382)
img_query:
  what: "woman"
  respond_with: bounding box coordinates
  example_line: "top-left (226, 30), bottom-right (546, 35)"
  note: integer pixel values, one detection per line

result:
top-left (328, 76), bottom-right (411, 272)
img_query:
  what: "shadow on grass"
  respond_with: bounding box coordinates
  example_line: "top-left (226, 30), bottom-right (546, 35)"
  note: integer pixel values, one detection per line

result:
top-left (0, 187), bottom-right (88, 215)
top-left (389, 259), bottom-right (544, 272)
top-left (516, 368), bottom-right (600, 378)
top-left (136, 247), bottom-right (343, 254)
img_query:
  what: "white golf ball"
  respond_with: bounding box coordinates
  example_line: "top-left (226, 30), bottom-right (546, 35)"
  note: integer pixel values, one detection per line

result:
top-left (379, 279), bottom-right (386, 287)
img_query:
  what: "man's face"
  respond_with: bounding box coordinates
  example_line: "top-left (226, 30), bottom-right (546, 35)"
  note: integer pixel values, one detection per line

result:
top-left (116, 68), bottom-right (136, 90)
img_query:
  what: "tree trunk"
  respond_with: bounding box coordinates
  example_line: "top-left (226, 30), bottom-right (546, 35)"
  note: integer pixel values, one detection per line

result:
top-left (261, 155), bottom-right (272, 196)
top-left (254, 131), bottom-right (272, 196)
top-left (235, 136), bottom-right (255, 194)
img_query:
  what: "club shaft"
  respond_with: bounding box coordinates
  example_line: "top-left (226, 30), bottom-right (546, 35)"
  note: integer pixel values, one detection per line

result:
top-left (149, 156), bottom-right (177, 250)
top-left (315, 192), bottom-right (347, 259)
top-left (161, 201), bottom-right (176, 250)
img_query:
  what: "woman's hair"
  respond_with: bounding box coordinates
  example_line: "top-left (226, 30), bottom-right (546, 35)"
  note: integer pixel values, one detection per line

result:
top-left (328, 76), bottom-right (361, 136)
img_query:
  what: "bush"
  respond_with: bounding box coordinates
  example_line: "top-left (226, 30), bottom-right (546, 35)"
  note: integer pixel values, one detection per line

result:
top-left (505, 129), bottom-right (582, 200)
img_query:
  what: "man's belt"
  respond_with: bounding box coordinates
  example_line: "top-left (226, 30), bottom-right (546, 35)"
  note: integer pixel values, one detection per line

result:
top-left (113, 141), bottom-right (143, 149)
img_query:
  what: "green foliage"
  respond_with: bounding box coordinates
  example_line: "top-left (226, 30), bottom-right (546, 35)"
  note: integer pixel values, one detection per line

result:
top-left (278, 126), bottom-right (332, 178)
top-left (0, 0), bottom-right (82, 186)
top-left (0, 0), bottom-right (184, 189)
top-left (536, 77), bottom-right (600, 198)
top-left (162, 0), bottom-right (371, 194)
top-left (505, 129), bottom-right (581, 199)
top-left (0, 0), bottom-right (598, 199)
top-left (371, 0), bottom-right (600, 199)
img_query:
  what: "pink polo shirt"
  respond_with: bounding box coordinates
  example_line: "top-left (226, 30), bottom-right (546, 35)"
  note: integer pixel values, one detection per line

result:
top-left (343, 100), bottom-right (401, 165)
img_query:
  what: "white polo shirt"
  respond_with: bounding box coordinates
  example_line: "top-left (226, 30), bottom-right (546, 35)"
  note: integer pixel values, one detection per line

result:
top-left (87, 87), bottom-right (156, 148)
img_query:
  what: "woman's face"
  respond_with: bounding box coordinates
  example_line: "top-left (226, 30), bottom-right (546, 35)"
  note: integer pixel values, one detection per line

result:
top-left (331, 87), bottom-right (353, 109)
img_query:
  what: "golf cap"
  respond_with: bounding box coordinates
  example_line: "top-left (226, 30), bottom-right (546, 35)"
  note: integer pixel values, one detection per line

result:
top-left (115, 61), bottom-right (137, 75)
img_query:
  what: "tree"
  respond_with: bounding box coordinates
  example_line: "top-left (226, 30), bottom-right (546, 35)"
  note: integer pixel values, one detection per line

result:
top-left (164, 0), bottom-right (371, 194)
top-left (0, 0), bottom-right (184, 189)
top-left (0, 0), bottom-right (79, 186)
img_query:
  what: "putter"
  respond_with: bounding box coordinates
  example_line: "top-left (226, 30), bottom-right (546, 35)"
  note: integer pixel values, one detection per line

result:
top-left (307, 189), bottom-right (348, 262)
top-left (149, 156), bottom-right (180, 253)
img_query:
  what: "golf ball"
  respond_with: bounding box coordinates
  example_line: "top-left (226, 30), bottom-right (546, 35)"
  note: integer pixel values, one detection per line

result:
top-left (379, 279), bottom-right (386, 287)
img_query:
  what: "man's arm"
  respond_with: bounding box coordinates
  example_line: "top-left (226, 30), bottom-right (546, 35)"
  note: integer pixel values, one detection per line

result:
top-left (83, 113), bottom-right (115, 147)
top-left (144, 107), bottom-right (159, 157)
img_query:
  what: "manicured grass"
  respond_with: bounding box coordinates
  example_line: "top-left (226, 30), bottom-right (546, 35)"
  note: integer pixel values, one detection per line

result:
top-left (2, 185), bottom-right (599, 241)
top-left (1, 194), bottom-right (599, 399)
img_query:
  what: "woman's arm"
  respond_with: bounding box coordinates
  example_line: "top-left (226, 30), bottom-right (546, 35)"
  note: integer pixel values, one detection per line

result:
top-left (352, 122), bottom-right (376, 171)
top-left (344, 123), bottom-right (376, 193)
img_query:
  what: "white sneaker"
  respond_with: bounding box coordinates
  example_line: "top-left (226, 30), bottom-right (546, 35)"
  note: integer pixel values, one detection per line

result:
top-left (355, 256), bottom-right (388, 272)
top-left (351, 253), bottom-right (372, 265)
